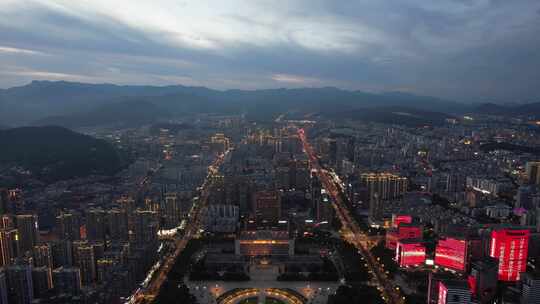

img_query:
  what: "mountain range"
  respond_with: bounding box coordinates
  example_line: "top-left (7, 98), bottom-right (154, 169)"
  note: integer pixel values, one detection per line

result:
top-left (1, 80), bottom-right (539, 127)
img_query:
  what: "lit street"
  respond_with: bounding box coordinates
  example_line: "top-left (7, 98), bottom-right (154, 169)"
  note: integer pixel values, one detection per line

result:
top-left (127, 150), bottom-right (231, 304)
top-left (297, 127), bottom-right (404, 304)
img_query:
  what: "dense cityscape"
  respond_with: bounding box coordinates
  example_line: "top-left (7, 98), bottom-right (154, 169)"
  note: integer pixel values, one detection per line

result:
top-left (2, 1), bottom-right (540, 304)
top-left (1, 109), bottom-right (540, 304)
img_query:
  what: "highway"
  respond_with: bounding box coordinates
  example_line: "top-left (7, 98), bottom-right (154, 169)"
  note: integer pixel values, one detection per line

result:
top-left (297, 128), bottom-right (404, 304)
top-left (127, 150), bottom-right (230, 304)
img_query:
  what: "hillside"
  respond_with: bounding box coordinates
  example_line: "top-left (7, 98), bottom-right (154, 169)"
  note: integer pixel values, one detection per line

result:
top-left (0, 126), bottom-right (123, 181)
top-left (326, 106), bottom-right (454, 126)
top-left (33, 98), bottom-right (170, 128)
top-left (472, 102), bottom-right (540, 117)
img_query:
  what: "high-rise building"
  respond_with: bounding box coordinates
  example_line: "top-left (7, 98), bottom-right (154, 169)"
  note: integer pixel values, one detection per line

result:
top-left (526, 161), bottom-right (540, 185)
top-left (49, 240), bottom-right (72, 268)
top-left (437, 280), bottom-right (473, 304)
top-left (320, 138), bottom-right (337, 167)
top-left (32, 244), bottom-right (53, 268)
top-left (117, 196), bottom-right (136, 215)
top-left (15, 214), bottom-right (38, 255)
top-left (0, 215), bottom-right (13, 229)
top-left (144, 198), bottom-right (160, 213)
top-left (208, 177), bottom-right (226, 206)
top-left (293, 160), bottom-right (310, 190)
top-left (52, 267), bottom-right (81, 296)
top-left (204, 204), bottom-right (239, 233)
top-left (468, 258), bottom-right (498, 304)
top-left (55, 211), bottom-right (80, 241)
top-left (369, 192), bottom-right (383, 225)
top-left (0, 269), bottom-right (8, 304)
top-left (253, 190), bottom-right (281, 222)
top-left (133, 210), bottom-right (158, 248)
top-left (237, 178), bottom-right (253, 215)
top-left (520, 272), bottom-right (540, 304)
top-left (0, 228), bottom-right (17, 267)
top-left (162, 192), bottom-right (181, 229)
top-left (73, 242), bottom-right (96, 286)
top-left (310, 174), bottom-right (322, 214)
top-left (386, 223), bottom-right (422, 250)
top-left (489, 228), bottom-right (530, 281)
top-left (276, 166), bottom-right (291, 190)
top-left (31, 266), bottom-right (53, 299)
top-left (0, 189), bottom-right (8, 216)
top-left (395, 239), bottom-right (425, 267)
top-left (6, 264), bottom-right (33, 304)
top-left (96, 258), bottom-right (115, 283)
top-left (435, 236), bottom-right (482, 272)
top-left (316, 192), bottom-right (333, 224)
top-left (86, 208), bottom-right (106, 242)
top-left (107, 208), bottom-right (128, 242)
top-left (210, 133), bottom-right (230, 153)
top-left (91, 241), bottom-right (105, 262)
top-left (360, 172), bottom-right (408, 201)
top-left (515, 186), bottom-right (535, 209)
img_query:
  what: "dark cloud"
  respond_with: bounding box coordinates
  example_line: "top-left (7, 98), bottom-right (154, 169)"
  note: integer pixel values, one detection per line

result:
top-left (0, 0), bottom-right (539, 102)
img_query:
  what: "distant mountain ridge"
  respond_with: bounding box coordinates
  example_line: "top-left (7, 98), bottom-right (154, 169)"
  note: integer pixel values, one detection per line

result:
top-left (0, 80), bottom-right (467, 126)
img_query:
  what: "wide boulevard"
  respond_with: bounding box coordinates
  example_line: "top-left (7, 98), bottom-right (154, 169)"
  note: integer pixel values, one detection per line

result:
top-left (127, 150), bottom-right (230, 304)
top-left (297, 128), bottom-right (404, 304)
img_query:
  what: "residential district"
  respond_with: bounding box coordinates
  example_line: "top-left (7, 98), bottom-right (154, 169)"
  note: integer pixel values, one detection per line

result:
top-left (2, 114), bottom-right (540, 304)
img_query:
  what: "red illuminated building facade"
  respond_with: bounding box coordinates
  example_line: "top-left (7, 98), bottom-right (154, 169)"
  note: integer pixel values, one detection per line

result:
top-left (436, 238), bottom-right (467, 272)
top-left (396, 239), bottom-right (425, 267)
top-left (386, 223), bottom-right (422, 250)
top-left (489, 228), bottom-right (530, 282)
top-left (435, 236), bottom-right (482, 272)
top-left (392, 214), bottom-right (412, 228)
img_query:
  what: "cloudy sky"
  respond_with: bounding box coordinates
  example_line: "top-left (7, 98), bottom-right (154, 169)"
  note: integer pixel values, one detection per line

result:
top-left (1, 0), bottom-right (539, 102)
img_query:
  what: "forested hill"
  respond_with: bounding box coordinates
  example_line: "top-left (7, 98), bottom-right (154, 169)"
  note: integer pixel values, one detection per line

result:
top-left (0, 126), bottom-right (123, 181)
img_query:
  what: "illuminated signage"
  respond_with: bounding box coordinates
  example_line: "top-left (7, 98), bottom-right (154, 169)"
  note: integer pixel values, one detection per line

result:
top-left (396, 241), bottom-right (426, 267)
top-left (435, 238), bottom-right (467, 271)
top-left (489, 229), bottom-right (530, 281)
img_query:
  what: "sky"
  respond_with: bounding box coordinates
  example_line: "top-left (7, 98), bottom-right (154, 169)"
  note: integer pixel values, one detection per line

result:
top-left (0, 0), bottom-right (539, 102)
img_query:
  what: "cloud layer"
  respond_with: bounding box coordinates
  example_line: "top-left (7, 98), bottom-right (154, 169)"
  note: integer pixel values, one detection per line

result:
top-left (1, 0), bottom-right (539, 102)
